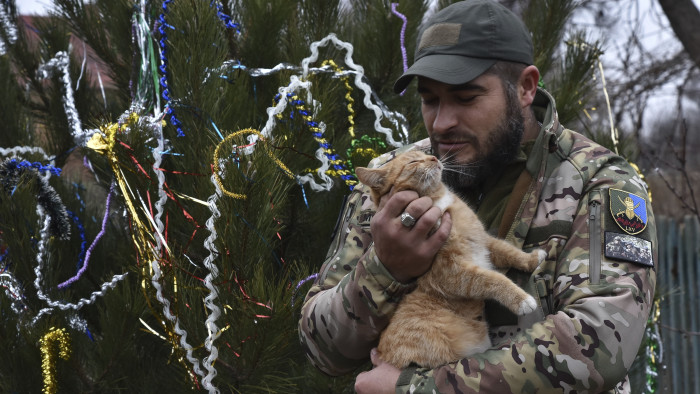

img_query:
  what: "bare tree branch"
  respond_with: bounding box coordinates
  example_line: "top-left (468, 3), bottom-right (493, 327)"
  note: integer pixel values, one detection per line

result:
top-left (657, 0), bottom-right (700, 69)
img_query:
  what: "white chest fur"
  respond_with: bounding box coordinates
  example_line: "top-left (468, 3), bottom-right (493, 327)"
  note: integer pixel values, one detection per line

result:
top-left (433, 192), bottom-right (454, 213)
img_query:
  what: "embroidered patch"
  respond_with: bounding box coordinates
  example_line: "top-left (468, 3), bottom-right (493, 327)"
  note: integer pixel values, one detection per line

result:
top-left (604, 232), bottom-right (653, 267)
top-left (609, 188), bottom-right (648, 235)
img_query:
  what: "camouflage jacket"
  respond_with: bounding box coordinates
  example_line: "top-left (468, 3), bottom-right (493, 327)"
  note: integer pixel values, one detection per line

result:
top-left (298, 89), bottom-right (657, 393)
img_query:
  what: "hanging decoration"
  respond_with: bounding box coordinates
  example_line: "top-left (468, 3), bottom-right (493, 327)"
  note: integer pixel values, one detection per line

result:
top-left (37, 52), bottom-right (94, 146)
top-left (0, 158), bottom-right (70, 239)
top-left (643, 299), bottom-right (662, 394)
top-left (274, 92), bottom-right (358, 190)
top-left (200, 163), bottom-right (225, 391)
top-left (57, 184), bottom-right (115, 289)
top-left (157, 0), bottom-right (185, 137)
top-left (390, 3), bottom-right (409, 96)
top-left (158, 0), bottom-right (241, 137)
top-left (300, 33), bottom-right (407, 148)
top-left (0, 1), bottom-right (419, 389)
top-left (0, 2), bottom-right (17, 55)
top-left (0, 270), bottom-right (27, 314)
top-left (31, 204), bottom-right (128, 326)
top-left (39, 327), bottom-right (71, 394)
top-left (321, 59), bottom-right (356, 138)
top-left (345, 135), bottom-right (387, 175)
top-left (213, 128), bottom-right (294, 199)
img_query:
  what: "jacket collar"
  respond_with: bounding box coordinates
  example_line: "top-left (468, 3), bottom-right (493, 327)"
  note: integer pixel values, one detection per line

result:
top-left (526, 88), bottom-right (563, 177)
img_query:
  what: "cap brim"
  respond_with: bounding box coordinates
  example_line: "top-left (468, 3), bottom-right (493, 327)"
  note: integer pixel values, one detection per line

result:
top-left (393, 55), bottom-right (496, 93)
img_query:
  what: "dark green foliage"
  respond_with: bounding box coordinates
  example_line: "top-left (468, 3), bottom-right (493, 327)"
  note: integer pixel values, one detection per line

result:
top-left (523, 0), bottom-right (602, 126)
top-left (0, 0), bottom-right (606, 392)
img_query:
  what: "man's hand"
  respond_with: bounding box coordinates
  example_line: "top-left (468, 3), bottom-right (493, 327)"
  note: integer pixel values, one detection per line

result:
top-left (371, 190), bottom-right (451, 283)
top-left (355, 348), bottom-right (401, 394)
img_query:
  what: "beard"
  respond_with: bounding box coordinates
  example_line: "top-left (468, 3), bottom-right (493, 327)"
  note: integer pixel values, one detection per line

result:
top-left (438, 88), bottom-right (524, 190)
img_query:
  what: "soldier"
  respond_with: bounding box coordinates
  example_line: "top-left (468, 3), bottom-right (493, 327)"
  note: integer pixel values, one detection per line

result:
top-left (298, 1), bottom-right (657, 393)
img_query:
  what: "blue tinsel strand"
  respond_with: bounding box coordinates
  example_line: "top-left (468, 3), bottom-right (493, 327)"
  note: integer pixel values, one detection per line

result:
top-left (67, 210), bottom-right (87, 271)
top-left (7, 159), bottom-right (61, 177)
top-left (273, 93), bottom-right (357, 191)
top-left (211, 0), bottom-right (241, 32)
top-left (72, 182), bottom-right (86, 211)
top-left (158, 0), bottom-right (241, 138)
top-left (157, 0), bottom-right (184, 137)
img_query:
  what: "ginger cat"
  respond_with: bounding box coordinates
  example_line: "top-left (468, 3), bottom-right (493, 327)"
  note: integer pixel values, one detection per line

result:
top-left (355, 149), bottom-right (545, 369)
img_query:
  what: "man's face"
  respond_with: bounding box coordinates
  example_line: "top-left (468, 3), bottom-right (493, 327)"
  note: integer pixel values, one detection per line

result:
top-left (418, 74), bottom-right (524, 189)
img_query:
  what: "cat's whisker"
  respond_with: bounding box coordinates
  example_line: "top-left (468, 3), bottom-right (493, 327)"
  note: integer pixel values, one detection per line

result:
top-left (420, 168), bottom-right (434, 188)
top-left (439, 149), bottom-right (458, 164)
top-left (442, 163), bottom-right (482, 173)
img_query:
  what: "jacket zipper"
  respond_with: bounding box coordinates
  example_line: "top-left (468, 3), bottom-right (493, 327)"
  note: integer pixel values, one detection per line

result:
top-left (589, 191), bottom-right (602, 285)
top-left (320, 196), bottom-right (356, 283)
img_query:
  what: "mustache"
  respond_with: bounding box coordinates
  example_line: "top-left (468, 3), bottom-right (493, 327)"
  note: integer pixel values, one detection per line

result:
top-left (431, 132), bottom-right (478, 145)
top-left (430, 133), bottom-right (480, 164)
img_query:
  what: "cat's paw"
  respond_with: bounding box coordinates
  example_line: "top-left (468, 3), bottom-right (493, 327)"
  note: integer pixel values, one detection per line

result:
top-left (517, 296), bottom-right (537, 315)
top-left (524, 249), bottom-right (546, 271)
top-left (537, 249), bottom-right (547, 262)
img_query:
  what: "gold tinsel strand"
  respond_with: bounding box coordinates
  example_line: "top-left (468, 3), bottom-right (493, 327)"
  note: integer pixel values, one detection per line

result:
top-left (213, 128), bottom-right (295, 199)
top-left (39, 327), bottom-right (71, 394)
top-left (88, 116), bottom-right (192, 375)
top-left (321, 59), bottom-right (355, 137)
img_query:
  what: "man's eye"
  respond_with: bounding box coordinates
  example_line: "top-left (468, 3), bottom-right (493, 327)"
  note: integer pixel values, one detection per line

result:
top-left (458, 96), bottom-right (476, 103)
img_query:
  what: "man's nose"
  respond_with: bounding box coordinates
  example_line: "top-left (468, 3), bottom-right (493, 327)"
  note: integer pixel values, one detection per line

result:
top-left (432, 104), bottom-right (459, 133)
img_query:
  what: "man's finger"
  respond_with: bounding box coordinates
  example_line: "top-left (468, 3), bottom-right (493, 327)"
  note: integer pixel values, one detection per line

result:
top-left (381, 190), bottom-right (419, 218)
top-left (370, 347), bottom-right (381, 367)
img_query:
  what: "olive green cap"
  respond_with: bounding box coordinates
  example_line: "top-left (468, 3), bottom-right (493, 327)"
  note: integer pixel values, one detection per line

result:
top-left (393, 0), bottom-right (533, 93)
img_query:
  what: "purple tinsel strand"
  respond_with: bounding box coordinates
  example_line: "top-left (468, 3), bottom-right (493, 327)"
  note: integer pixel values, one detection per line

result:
top-left (291, 273), bottom-right (318, 306)
top-left (295, 273), bottom-right (318, 291)
top-left (390, 3), bottom-right (409, 95)
top-left (57, 183), bottom-right (115, 289)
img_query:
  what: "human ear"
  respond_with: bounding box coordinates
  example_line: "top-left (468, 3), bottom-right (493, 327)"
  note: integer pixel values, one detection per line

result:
top-left (518, 65), bottom-right (540, 108)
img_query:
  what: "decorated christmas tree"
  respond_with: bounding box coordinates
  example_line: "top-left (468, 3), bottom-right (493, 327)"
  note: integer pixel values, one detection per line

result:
top-left (0, 0), bottom-right (648, 392)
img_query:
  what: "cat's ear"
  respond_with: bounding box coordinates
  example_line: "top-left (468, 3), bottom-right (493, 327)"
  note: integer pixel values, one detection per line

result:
top-left (355, 167), bottom-right (386, 188)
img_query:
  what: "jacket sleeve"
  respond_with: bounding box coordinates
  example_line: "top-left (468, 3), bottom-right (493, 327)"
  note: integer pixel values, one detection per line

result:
top-left (395, 172), bottom-right (657, 393)
top-left (298, 185), bottom-right (416, 376)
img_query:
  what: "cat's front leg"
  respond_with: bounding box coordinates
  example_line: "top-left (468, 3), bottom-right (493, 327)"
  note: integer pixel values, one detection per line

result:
top-left (487, 237), bottom-right (546, 272)
top-left (464, 268), bottom-right (538, 316)
top-left (425, 262), bottom-right (538, 316)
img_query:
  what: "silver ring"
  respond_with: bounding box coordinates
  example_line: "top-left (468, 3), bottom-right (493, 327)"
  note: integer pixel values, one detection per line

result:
top-left (400, 212), bottom-right (417, 227)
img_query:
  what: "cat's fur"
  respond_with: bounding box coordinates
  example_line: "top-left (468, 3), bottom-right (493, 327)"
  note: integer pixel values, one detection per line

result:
top-left (355, 149), bottom-right (546, 369)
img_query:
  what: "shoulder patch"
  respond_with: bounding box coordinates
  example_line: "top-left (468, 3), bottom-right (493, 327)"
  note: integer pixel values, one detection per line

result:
top-left (604, 232), bottom-right (653, 267)
top-left (609, 188), bottom-right (648, 235)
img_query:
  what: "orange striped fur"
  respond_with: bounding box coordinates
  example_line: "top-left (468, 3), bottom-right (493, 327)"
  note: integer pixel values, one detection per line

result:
top-left (355, 150), bottom-right (545, 368)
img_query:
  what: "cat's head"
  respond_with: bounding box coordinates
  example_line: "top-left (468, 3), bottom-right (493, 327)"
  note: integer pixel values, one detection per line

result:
top-left (355, 150), bottom-right (443, 205)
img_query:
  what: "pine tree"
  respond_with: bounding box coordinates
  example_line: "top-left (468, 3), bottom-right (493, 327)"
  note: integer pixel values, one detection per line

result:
top-left (0, 0), bottom-right (631, 393)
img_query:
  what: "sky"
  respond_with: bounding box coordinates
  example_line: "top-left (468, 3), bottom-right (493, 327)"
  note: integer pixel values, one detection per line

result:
top-left (16, 0), bottom-right (52, 15)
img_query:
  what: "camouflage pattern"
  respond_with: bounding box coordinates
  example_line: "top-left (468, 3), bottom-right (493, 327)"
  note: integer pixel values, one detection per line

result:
top-left (298, 88), bottom-right (657, 393)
